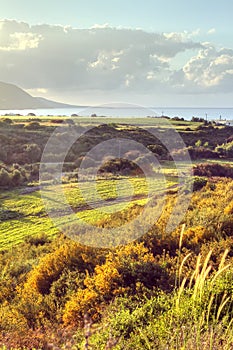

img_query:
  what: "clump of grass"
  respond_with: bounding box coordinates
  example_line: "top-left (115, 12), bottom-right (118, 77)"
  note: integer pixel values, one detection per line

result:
top-left (165, 228), bottom-right (233, 350)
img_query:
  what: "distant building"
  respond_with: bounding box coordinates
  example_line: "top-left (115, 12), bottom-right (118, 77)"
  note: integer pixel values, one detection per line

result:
top-left (214, 119), bottom-right (232, 126)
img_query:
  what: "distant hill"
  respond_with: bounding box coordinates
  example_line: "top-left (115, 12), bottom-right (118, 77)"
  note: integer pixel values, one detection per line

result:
top-left (0, 81), bottom-right (78, 109)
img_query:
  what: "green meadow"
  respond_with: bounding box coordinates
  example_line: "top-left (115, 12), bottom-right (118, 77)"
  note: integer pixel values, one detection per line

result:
top-left (0, 174), bottom-right (178, 249)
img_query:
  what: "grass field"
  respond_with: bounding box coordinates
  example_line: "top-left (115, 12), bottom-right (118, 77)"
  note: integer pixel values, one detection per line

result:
top-left (0, 174), bottom-right (177, 249)
top-left (2, 115), bottom-right (201, 129)
top-left (2, 156), bottom-right (233, 249)
top-left (1, 115), bottom-right (233, 250)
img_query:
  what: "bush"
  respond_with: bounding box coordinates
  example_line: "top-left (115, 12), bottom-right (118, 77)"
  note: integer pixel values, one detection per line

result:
top-left (147, 144), bottom-right (167, 157)
top-left (25, 233), bottom-right (51, 246)
top-left (25, 143), bottom-right (42, 163)
top-left (50, 119), bottom-right (64, 123)
top-left (192, 176), bottom-right (208, 191)
top-left (215, 140), bottom-right (233, 158)
top-left (23, 242), bottom-right (99, 295)
top-left (193, 163), bottom-right (233, 178)
top-left (188, 146), bottom-right (219, 160)
top-left (0, 168), bottom-right (11, 187)
top-left (191, 117), bottom-right (205, 123)
top-left (11, 169), bottom-right (23, 186)
top-left (63, 243), bottom-right (170, 326)
top-left (24, 121), bottom-right (41, 130)
top-left (98, 158), bottom-right (143, 176)
top-left (2, 117), bottom-right (13, 124)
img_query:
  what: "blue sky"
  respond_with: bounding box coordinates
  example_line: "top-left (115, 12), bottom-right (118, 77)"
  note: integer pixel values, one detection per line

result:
top-left (0, 0), bottom-right (233, 106)
top-left (1, 0), bottom-right (232, 44)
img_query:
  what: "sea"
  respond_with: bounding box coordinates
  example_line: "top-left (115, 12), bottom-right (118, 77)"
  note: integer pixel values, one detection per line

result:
top-left (1, 106), bottom-right (233, 123)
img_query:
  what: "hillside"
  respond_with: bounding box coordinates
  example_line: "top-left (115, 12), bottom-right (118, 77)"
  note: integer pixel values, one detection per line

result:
top-left (0, 81), bottom-right (78, 109)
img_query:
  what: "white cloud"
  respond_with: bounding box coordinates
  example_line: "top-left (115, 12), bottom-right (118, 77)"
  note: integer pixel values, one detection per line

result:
top-left (164, 29), bottom-right (201, 42)
top-left (26, 88), bottom-right (48, 95)
top-left (207, 28), bottom-right (216, 35)
top-left (0, 20), bottom-right (42, 51)
top-left (0, 20), bottom-right (202, 93)
top-left (173, 44), bottom-right (233, 92)
top-left (88, 50), bottom-right (122, 71)
top-left (9, 32), bottom-right (42, 50)
top-left (0, 19), bottom-right (232, 100)
top-left (91, 23), bottom-right (110, 29)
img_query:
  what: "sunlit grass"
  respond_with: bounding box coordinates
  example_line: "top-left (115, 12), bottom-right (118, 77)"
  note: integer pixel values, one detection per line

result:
top-left (0, 175), bottom-right (177, 249)
top-left (0, 115), bottom-right (201, 129)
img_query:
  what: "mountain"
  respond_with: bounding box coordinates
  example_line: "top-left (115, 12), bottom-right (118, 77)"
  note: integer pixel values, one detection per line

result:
top-left (0, 81), bottom-right (78, 109)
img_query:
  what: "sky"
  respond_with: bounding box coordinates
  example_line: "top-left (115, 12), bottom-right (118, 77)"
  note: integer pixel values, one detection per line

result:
top-left (0, 0), bottom-right (233, 107)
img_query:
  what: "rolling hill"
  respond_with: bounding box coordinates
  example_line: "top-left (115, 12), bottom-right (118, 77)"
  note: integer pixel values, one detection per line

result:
top-left (0, 81), bottom-right (78, 109)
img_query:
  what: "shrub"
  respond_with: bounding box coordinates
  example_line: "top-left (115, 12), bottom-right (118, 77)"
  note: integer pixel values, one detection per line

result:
top-left (98, 158), bottom-right (143, 176)
top-left (11, 169), bottom-right (23, 186)
top-left (215, 140), bottom-right (233, 157)
top-left (193, 163), bottom-right (233, 178)
top-left (23, 242), bottom-right (98, 295)
top-left (24, 121), bottom-right (41, 130)
top-left (191, 117), bottom-right (205, 123)
top-left (63, 243), bottom-right (170, 326)
top-left (147, 144), bottom-right (167, 157)
top-left (25, 143), bottom-right (42, 163)
top-left (188, 146), bottom-right (219, 160)
top-left (25, 233), bottom-right (51, 246)
top-left (192, 176), bottom-right (208, 191)
top-left (0, 168), bottom-right (11, 187)
top-left (51, 119), bottom-right (64, 124)
top-left (2, 117), bottom-right (13, 124)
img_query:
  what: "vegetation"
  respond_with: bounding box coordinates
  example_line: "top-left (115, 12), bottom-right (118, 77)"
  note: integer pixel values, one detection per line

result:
top-left (1, 116), bottom-right (233, 348)
top-left (0, 178), bottom-right (233, 348)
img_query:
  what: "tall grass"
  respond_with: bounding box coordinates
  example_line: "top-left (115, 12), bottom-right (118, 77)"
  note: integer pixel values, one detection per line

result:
top-left (168, 230), bottom-right (233, 350)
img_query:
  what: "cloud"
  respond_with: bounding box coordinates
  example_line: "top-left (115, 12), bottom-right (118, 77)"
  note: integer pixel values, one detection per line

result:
top-left (164, 29), bottom-right (201, 42)
top-left (182, 45), bottom-right (233, 92)
top-left (0, 19), bottom-right (232, 101)
top-left (0, 20), bottom-right (42, 51)
top-left (1, 32), bottom-right (42, 51)
top-left (207, 28), bottom-right (216, 35)
top-left (90, 23), bottom-right (110, 29)
top-left (27, 88), bottom-right (48, 95)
